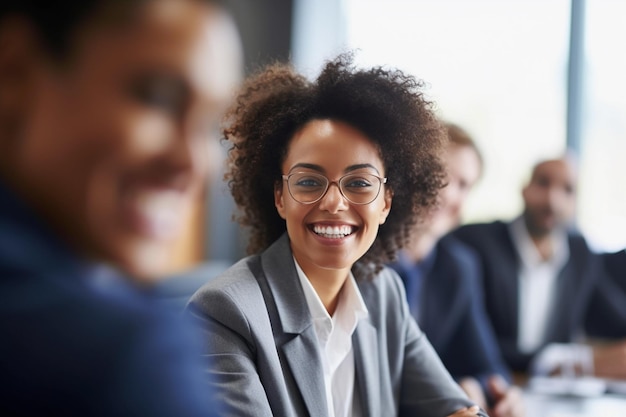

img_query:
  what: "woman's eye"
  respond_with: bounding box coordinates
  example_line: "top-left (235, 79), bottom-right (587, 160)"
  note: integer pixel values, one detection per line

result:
top-left (345, 178), bottom-right (372, 188)
top-left (296, 178), bottom-right (323, 187)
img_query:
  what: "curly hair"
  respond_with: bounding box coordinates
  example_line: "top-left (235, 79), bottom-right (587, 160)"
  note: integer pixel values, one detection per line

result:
top-left (224, 53), bottom-right (446, 280)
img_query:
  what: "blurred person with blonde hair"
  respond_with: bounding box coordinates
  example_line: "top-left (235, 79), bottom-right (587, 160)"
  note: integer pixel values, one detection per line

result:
top-left (390, 123), bottom-right (524, 417)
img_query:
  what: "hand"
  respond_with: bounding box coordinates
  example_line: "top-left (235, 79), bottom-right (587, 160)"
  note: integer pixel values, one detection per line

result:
top-left (486, 374), bottom-right (525, 417)
top-left (446, 405), bottom-right (481, 417)
top-left (592, 339), bottom-right (626, 379)
top-left (459, 377), bottom-right (487, 410)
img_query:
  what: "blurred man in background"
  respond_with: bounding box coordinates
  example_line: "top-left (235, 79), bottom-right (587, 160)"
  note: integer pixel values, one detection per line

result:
top-left (454, 154), bottom-right (626, 379)
top-left (0, 0), bottom-right (242, 415)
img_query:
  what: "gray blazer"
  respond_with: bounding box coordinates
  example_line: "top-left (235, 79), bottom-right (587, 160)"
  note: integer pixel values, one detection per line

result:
top-left (187, 234), bottom-right (485, 417)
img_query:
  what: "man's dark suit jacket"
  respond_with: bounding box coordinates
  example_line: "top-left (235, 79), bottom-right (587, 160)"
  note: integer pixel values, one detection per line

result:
top-left (585, 249), bottom-right (626, 339)
top-left (452, 220), bottom-right (602, 372)
top-left (0, 182), bottom-right (219, 417)
top-left (389, 236), bottom-right (510, 388)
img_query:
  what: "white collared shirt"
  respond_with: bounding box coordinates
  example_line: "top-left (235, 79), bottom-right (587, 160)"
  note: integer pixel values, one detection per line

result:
top-left (509, 216), bottom-right (569, 353)
top-left (294, 258), bottom-right (368, 417)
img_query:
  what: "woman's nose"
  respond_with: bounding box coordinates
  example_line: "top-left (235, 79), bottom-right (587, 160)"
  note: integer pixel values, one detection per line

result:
top-left (318, 182), bottom-right (349, 213)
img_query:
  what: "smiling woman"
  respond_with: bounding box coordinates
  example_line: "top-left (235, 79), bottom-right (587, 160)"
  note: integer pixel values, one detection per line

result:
top-left (0, 0), bottom-right (242, 415)
top-left (185, 54), bottom-right (489, 417)
top-left (0, 0), bottom-right (242, 280)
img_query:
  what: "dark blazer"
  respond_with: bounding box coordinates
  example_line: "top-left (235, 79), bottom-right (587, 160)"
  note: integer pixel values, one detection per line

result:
top-left (585, 249), bottom-right (626, 339)
top-left (389, 236), bottom-right (511, 387)
top-left (452, 221), bottom-right (602, 372)
top-left (0, 182), bottom-right (219, 417)
top-left (186, 233), bottom-right (487, 417)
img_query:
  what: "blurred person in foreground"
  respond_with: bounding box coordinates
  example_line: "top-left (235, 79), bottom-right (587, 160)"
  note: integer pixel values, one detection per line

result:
top-left (453, 154), bottom-right (626, 379)
top-left (186, 55), bottom-right (488, 417)
top-left (389, 123), bottom-right (524, 417)
top-left (0, 0), bottom-right (242, 415)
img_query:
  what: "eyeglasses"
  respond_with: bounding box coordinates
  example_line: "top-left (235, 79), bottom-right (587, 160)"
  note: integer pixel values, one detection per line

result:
top-left (282, 171), bottom-right (387, 205)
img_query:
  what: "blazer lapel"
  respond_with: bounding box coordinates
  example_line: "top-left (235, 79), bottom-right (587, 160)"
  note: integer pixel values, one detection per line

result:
top-left (282, 332), bottom-right (328, 417)
top-left (544, 240), bottom-right (586, 343)
top-left (261, 234), bottom-right (329, 417)
top-left (353, 320), bottom-right (379, 417)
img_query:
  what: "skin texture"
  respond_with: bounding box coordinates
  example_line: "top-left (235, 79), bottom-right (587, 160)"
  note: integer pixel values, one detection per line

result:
top-left (0, 0), bottom-right (242, 281)
top-left (274, 119), bottom-right (391, 314)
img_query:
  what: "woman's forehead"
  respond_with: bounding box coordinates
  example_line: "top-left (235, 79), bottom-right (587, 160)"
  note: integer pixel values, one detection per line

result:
top-left (283, 120), bottom-right (385, 172)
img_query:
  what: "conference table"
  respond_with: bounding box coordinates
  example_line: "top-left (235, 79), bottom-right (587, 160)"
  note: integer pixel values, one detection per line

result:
top-left (524, 391), bottom-right (626, 416)
top-left (522, 377), bottom-right (626, 417)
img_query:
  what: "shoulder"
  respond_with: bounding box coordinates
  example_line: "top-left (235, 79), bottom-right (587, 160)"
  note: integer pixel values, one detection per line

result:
top-left (603, 249), bottom-right (626, 277)
top-left (357, 266), bottom-right (408, 315)
top-left (564, 230), bottom-right (604, 271)
top-left (187, 255), bottom-right (265, 317)
top-left (452, 221), bottom-right (511, 251)
top-left (454, 220), bottom-right (506, 237)
top-left (1, 268), bottom-right (201, 372)
top-left (0, 273), bottom-right (212, 416)
top-left (435, 236), bottom-right (481, 282)
top-left (438, 235), bottom-right (479, 264)
top-left (566, 229), bottom-right (594, 253)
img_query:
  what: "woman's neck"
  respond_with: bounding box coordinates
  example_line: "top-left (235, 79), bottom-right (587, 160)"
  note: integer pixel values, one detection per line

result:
top-left (303, 266), bottom-right (350, 316)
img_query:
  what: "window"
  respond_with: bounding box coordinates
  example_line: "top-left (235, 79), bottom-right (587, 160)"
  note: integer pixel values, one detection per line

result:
top-left (291, 0), bottom-right (625, 251)
top-left (577, 0), bottom-right (626, 251)
top-left (343, 0), bottom-right (571, 225)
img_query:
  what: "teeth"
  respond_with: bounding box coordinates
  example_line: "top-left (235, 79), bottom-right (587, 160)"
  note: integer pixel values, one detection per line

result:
top-left (135, 192), bottom-right (183, 215)
top-left (313, 225), bottom-right (354, 238)
top-left (132, 191), bottom-right (186, 238)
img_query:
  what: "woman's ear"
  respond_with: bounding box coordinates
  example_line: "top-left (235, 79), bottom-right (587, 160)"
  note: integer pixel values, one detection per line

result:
top-left (379, 187), bottom-right (393, 224)
top-left (274, 181), bottom-right (287, 219)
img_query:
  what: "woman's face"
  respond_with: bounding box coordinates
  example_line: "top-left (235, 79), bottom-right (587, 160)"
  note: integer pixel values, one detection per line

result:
top-left (275, 119), bottom-right (392, 278)
top-left (9, 0), bottom-right (242, 279)
top-left (428, 143), bottom-right (481, 237)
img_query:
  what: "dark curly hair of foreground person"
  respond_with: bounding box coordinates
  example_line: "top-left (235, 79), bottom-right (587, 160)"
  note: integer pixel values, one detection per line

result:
top-left (224, 53), bottom-right (447, 279)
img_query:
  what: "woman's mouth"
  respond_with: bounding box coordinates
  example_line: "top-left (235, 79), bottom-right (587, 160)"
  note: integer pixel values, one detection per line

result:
top-left (122, 189), bottom-right (188, 240)
top-left (311, 224), bottom-right (356, 239)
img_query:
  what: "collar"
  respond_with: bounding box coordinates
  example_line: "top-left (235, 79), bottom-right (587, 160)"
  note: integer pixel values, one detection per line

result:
top-left (509, 215), bottom-right (569, 270)
top-left (294, 257), bottom-right (369, 338)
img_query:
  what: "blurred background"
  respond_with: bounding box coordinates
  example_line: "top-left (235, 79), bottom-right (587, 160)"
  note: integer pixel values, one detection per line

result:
top-left (169, 0), bottom-right (626, 274)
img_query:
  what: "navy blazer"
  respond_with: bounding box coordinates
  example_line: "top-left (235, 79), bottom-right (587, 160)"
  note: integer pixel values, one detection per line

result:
top-left (0, 182), bottom-right (220, 417)
top-left (585, 249), bottom-right (626, 339)
top-left (452, 221), bottom-right (602, 372)
top-left (187, 234), bottom-right (487, 417)
top-left (389, 236), bottom-right (511, 388)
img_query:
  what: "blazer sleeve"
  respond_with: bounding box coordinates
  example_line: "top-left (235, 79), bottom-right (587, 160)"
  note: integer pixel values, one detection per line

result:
top-left (185, 281), bottom-right (275, 417)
